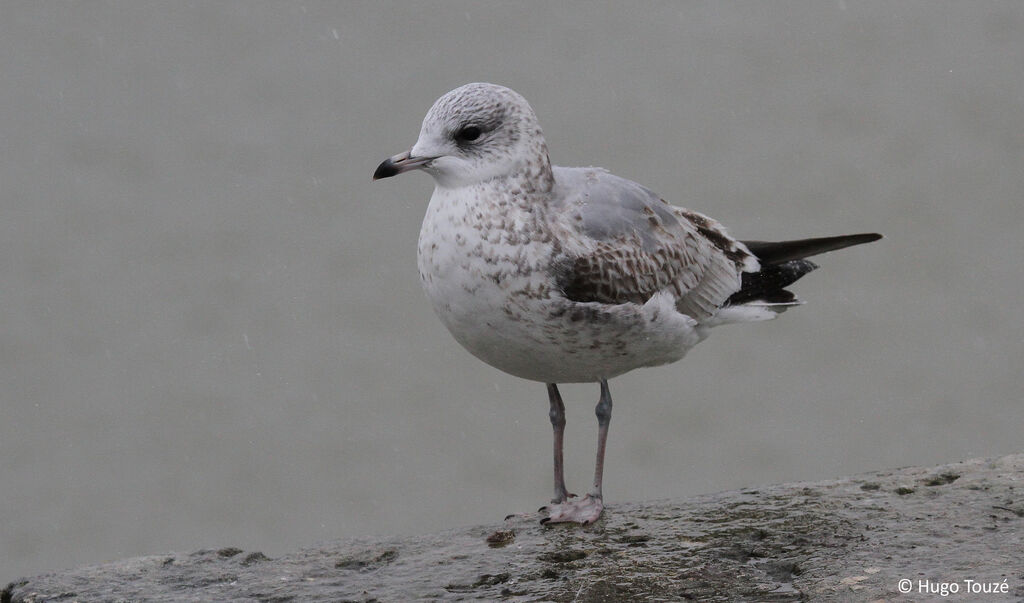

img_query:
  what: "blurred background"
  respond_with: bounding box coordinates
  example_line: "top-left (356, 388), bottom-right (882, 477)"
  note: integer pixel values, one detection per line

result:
top-left (1, 1), bottom-right (1021, 582)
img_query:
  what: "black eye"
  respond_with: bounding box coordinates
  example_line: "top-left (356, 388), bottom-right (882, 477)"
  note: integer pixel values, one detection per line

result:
top-left (454, 126), bottom-right (482, 143)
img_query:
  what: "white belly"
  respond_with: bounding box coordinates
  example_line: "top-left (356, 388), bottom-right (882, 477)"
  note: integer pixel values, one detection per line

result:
top-left (416, 187), bottom-right (704, 383)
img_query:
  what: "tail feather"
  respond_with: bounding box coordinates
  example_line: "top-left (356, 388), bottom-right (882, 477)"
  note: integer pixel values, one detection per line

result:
top-left (727, 232), bottom-right (881, 307)
top-left (728, 259), bottom-right (818, 305)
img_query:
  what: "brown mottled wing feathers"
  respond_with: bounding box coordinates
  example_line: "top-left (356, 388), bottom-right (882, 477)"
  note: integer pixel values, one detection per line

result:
top-left (550, 167), bottom-right (754, 320)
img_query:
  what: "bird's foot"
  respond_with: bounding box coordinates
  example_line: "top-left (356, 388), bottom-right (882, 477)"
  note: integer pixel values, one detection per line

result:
top-left (539, 494), bottom-right (603, 526)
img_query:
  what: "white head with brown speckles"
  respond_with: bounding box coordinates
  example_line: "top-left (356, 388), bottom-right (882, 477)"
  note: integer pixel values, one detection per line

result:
top-left (374, 83), bottom-right (553, 190)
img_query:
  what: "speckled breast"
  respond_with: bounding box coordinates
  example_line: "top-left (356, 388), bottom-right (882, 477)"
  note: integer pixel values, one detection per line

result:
top-left (416, 185), bottom-right (700, 384)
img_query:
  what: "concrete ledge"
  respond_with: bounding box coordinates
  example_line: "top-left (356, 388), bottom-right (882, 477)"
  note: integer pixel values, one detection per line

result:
top-left (4, 454), bottom-right (1022, 602)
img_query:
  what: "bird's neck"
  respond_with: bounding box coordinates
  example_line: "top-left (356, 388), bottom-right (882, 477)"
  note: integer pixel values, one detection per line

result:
top-left (525, 140), bottom-right (555, 194)
top-left (495, 140), bottom-right (554, 195)
top-left (434, 148), bottom-right (555, 197)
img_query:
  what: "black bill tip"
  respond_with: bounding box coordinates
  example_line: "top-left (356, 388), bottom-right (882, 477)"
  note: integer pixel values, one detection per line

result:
top-left (373, 158), bottom-right (399, 181)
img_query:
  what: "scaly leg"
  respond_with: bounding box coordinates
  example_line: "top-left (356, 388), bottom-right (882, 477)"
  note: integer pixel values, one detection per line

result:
top-left (541, 379), bottom-right (611, 525)
top-left (590, 379), bottom-right (612, 500)
top-left (547, 383), bottom-right (572, 503)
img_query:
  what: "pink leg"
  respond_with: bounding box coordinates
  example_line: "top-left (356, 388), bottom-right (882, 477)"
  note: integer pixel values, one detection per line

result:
top-left (541, 380), bottom-right (611, 525)
top-left (590, 379), bottom-right (612, 499)
top-left (547, 384), bottom-right (571, 503)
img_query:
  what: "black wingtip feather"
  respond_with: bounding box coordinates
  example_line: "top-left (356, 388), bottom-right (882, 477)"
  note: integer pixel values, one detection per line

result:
top-left (727, 232), bottom-right (880, 306)
top-left (742, 233), bottom-right (881, 265)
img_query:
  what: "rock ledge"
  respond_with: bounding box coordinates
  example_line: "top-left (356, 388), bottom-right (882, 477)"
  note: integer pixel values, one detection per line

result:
top-left (4, 454), bottom-right (1022, 601)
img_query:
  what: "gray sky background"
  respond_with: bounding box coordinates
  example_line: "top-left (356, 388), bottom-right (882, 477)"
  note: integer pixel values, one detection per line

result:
top-left (1, 1), bottom-right (1022, 582)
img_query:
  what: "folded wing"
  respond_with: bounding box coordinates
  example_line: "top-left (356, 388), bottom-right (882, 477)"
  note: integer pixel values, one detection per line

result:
top-left (548, 167), bottom-right (756, 321)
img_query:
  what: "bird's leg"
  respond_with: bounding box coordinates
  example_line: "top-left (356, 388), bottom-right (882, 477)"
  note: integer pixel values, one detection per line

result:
top-left (590, 379), bottom-right (612, 500)
top-left (547, 383), bottom-right (571, 503)
top-left (540, 380), bottom-right (610, 526)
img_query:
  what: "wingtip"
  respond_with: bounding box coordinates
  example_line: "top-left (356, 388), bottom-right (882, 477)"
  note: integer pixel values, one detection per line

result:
top-left (742, 233), bottom-right (883, 264)
top-left (842, 233), bottom-right (884, 244)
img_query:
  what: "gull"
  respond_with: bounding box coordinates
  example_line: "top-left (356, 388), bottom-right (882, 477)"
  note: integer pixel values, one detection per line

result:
top-left (373, 83), bottom-right (880, 525)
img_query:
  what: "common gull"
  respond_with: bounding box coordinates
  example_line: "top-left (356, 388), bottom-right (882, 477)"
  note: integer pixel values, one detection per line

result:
top-left (374, 82), bottom-right (881, 525)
